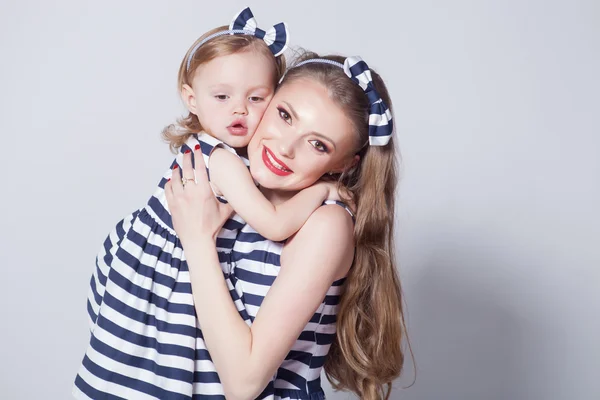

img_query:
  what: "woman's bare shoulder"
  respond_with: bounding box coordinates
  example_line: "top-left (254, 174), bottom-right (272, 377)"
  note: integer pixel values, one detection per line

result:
top-left (282, 203), bottom-right (355, 280)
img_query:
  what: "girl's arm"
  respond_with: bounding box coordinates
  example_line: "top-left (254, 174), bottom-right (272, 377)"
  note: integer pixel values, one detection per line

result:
top-left (208, 147), bottom-right (330, 241)
top-left (165, 149), bottom-right (354, 400)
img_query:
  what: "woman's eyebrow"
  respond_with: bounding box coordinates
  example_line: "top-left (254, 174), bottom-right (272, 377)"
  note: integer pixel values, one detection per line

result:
top-left (282, 101), bottom-right (298, 120)
top-left (312, 132), bottom-right (336, 150)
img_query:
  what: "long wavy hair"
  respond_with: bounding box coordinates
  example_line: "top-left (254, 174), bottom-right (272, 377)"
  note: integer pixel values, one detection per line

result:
top-left (280, 53), bottom-right (411, 400)
top-left (162, 26), bottom-right (286, 152)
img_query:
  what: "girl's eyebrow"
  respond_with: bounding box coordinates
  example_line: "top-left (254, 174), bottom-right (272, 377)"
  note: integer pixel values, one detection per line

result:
top-left (248, 85), bottom-right (273, 92)
top-left (208, 84), bottom-right (272, 92)
top-left (207, 84), bottom-right (233, 89)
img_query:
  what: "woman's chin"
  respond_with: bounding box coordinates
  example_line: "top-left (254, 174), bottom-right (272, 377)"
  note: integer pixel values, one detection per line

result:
top-left (249, 165), bottom-right (319, 192)
top-left (249, 168), bottom-right (278, 189)
top-left (259, 178), bottom-right (286, 191)
top-left (252, 173), bottom-right (294, 193)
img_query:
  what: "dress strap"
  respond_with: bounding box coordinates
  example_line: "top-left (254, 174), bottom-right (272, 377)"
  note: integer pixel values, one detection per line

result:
top-left (322, 200), bottom-right (355, 223)
top-left (184, 133), bottom-right (251, 204)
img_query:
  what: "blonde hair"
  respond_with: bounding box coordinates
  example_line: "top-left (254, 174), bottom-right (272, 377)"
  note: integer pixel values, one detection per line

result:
top-left (281, 53), bottom-right (411, 399)
top-left (162, 26), bottom-right (286, 152)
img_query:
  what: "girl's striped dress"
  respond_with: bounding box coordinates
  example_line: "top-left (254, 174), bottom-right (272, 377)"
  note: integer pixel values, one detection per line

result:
top-left (73, 129), bottom-right (353, 399)
top-left (73, 133), bottom-right (250, 399)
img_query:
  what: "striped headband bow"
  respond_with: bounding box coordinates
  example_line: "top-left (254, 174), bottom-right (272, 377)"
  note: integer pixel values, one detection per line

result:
top-left (186, 7), bottom-right (289, 71)
top-left (293, 56), bottom-right (394, 146)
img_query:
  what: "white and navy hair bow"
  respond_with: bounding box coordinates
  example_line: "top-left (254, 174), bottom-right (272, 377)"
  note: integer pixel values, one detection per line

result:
top-left (229, 7), bottom-right (289, 56)
top-left (343, 56), bottom-right (393, 146)
top-left (186, 7), bottom-right (289, 71)
top-left (292, 56), bottom-right (394, 146)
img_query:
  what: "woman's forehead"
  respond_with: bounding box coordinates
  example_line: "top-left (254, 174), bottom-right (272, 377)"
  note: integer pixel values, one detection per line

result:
top-left (275, 78), bottom-right (331, 107)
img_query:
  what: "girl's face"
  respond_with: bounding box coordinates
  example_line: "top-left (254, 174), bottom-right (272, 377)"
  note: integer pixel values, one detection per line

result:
top-left (182, 50), bottom-right (276, 149)
top-left (248, 78), bottom-right (359, 192)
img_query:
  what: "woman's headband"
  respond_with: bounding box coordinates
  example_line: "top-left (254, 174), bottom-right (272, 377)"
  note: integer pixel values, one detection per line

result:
top-left (286, 57), bottom-right (394, 146)
top-left (186, 7), bottom-right (289, 71)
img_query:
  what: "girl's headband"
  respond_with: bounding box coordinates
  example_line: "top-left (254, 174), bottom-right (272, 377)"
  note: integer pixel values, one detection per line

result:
top-left (287, 57), bottom-right (394, 146)
top-left (186, 7), bottom-right (289, 71)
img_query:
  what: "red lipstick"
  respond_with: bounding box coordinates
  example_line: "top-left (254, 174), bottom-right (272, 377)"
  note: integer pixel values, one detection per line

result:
top-left (262, 146), bottom-right (292, 177)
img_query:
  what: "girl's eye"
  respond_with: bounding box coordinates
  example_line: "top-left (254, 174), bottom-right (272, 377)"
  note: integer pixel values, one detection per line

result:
top-left (215, 95), bottom-right (228, 100)
top-left (309, 140), bottom-right (329, 153)
top-left (277, 107), bottom-right (291, 124)
top-left (249, 96), bottom-right (264, 102)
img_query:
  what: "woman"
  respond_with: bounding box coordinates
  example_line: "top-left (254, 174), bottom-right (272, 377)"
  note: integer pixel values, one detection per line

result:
top-left (166, 53), bottom-right (407, 400)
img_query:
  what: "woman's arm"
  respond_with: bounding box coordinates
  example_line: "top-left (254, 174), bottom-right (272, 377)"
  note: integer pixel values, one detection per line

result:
top-left (208, 147), bottom-right (330, 241)
top-left (165, 148), bottom-right (354, 400)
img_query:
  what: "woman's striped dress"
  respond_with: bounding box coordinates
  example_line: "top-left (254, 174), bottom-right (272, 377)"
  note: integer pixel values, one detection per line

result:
top-left (225, 200), bottom-right (353, 400)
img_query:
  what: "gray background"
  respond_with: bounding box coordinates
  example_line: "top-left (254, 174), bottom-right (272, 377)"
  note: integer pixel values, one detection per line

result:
top-left (1, 1), bottom-right (598, 399)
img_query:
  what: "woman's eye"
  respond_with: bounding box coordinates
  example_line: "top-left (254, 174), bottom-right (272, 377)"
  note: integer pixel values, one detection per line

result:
top-left (249, 96), bottom-right (264, 102)
top-left (309, 140), bottom-right (329, 153)
top-left (277, 107), bottom-right (292, 124)
top-left (215, 95), bottom-right (228, 100)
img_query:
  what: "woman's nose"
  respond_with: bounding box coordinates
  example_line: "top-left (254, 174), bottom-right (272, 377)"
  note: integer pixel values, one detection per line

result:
top-left (277, 135), bottom-right (296, 159)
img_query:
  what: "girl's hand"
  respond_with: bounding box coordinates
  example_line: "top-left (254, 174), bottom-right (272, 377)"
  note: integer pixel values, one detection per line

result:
top-left (315, 181), bottom-right (342, 202)
top-left (315, 181), bottom-right (357, 213)
top-left (165, 145), bottom-right (233, 248)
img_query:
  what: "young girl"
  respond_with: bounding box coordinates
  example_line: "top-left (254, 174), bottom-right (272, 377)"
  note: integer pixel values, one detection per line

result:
top-left (74, 8), bottom-right (334, 400)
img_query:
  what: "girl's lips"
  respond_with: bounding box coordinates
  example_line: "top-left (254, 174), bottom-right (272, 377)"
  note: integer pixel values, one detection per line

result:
top-left (227, 119), bottom-right (248, 136)
top-left (227, 125), bottom-right (248, 136)
top-left (262, 146), bottom-right (292, 177)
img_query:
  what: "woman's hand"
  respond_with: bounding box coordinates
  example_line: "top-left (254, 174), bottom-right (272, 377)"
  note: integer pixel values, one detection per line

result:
top-left (165, 145), bottom-right (233, 248)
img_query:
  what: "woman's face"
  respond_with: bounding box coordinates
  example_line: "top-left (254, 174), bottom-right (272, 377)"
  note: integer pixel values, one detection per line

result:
top-left (247, 78), bottom-right (358, 192)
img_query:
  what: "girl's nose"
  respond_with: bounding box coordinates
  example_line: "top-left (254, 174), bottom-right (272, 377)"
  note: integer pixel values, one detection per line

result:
top-left (232, 99), bottom-right (248, 115)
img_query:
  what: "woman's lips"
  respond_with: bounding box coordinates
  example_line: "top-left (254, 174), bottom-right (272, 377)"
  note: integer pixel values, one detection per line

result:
top-left (262, 146), bottom-right (292, 177)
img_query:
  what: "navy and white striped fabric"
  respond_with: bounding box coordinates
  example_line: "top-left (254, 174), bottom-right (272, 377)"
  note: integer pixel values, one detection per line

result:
top-left (343, 56), bottom-right (393, 146)
top-left (229, 7), bottom-right (289, 57)
top-left (73, 131), bottom-right (353, 399)
top-left (73, 133), bottom-right (249, 399)
top-left (225, 201), bottom-right (354, 399)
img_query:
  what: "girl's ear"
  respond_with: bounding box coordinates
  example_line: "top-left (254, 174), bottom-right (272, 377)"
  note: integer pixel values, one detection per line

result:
top-left (181, 84), bottom-right (198, 115)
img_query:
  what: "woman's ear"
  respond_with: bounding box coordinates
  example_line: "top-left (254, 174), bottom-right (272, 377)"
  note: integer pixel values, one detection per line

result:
top-left (348, 154), bottom-right (360, 170)
top-left (181, 84), bottom-right (197, 114)
top-left (331, 155), bottom-right (360, 174)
